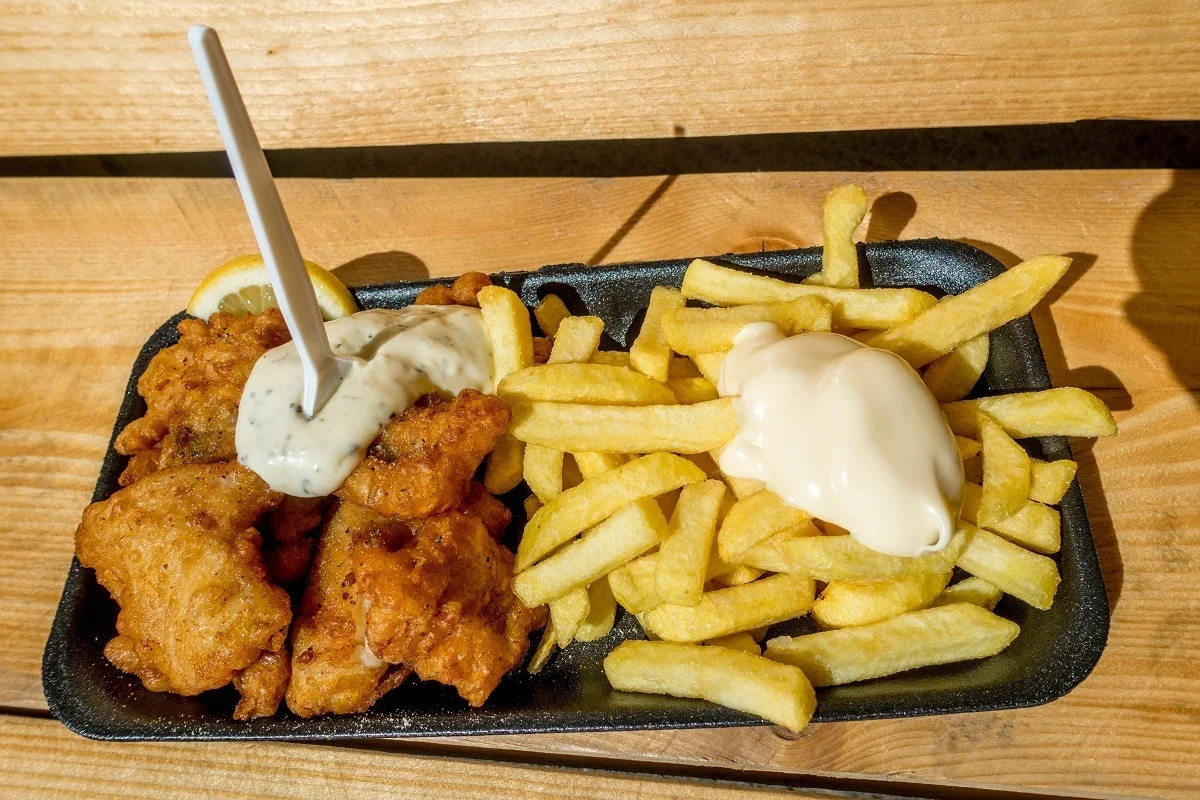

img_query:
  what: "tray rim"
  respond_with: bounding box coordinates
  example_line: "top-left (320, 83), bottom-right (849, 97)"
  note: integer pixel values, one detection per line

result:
top-left (43, 238), bottom-right (1111, 741)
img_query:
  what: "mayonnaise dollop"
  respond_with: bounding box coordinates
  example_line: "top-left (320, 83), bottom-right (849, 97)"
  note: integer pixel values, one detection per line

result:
top-left (717, 323), bottom-right (963, 557)
top-left (235, 306), bottom-right (493, 497)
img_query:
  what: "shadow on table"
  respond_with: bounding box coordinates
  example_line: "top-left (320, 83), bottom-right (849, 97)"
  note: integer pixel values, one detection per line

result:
top-left (332, 250), bottom-right (430, 286)
top-left (1126, 170), bottom-right (1200, 402)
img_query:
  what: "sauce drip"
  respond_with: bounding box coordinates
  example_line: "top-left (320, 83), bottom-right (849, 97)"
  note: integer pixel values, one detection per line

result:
top-left (718, 323), bottom-right (963, 557)
top-left (236, 306), bottom-right (493, 497)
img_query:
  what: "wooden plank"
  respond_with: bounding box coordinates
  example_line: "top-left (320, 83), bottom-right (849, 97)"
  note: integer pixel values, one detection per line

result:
top-left (1, 1), bottom-right (1198, 156)
top-left (0, 172), bottom-right (1196, 798)
top-left (0, 716), bottom-right (833, 800)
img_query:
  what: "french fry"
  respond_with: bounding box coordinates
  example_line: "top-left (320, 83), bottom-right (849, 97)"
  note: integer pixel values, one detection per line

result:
top-left (499, 363), bottom-right (677, 406)
top-left (923, 332), bottom-right (989, 403)
top-left (810, 570), bottom-right (952, 629)
top-left (572, 451), bottom-right (629, 479)
top-left (714, 565), bottom-right (764, 586)
top-left (666, 376), bottom-right (719, 404)
top-left (590, 350), bottom-right (631, 367)
top-left (548, 315), bottom-right (605, 363)
top-left (681, 258), bottom-right (937, 329)
top-left (550, 588), bottom-right (591, 647)
top-left (1029, 458), bottom-right (1077, 505)
top-left (979, 411), bottom-right (1031, 524)
top-left (669, 356), bottom-right (702, 378)
top-left (955, 435), bottom-right (982, 461)
top-left (603, 640), bottom-right (816, 732)
top-left (660, 296), bottom-right (833, 355)
top-left (765, 603), bottom-right (1019, 687)
top-left (819, 184), bottom-right (868, 289)
top-left (691, 352), bottom-right (725, 384)
top-left (747, 626), bottom-right (770, 642)
top-left (656, 480), bottom-right (726, 606)
top-left (576, 580), bottom-right (618, 642)
top-left (534, 293), bottom-right (571, 337)
top-left (960, 481), bottom-right (1060, 554)
top-left (514, 499), bottom-right (670, 607)
top-left (640, 574), bottom-right (816, 643)
top-left (630, 286), bottom-right (684, 382)
top-left (509, 399), bottom-right (737, 455)
top-left (703, 631), bottom-right (761, 654)
top-left (478, 285), bottom-right (534, 387)
top-left (516, 452), bottom-right (704, 570)
top-left (682, 451), bottom-right (721, 479)
top-left (608, 553), bottom-right (664, 613)
top-left (931, 577), bottom-right (1003, 611)
top-left (741, 528), bottom-right (967, 581)
top-left (527, 622), bottom-right (557, 674)
top-left (942, 388), bottom-right (1117, 438)
top-left (718, 490), bottom-right (814, 563)
top-left (956, 524), bottom-right (1060, 610)
top-left (483, 433), bottom-right (525, 494)
top-left (867, 255), bottom-right (1072, 367)
top-left (523, 443), bottom-right (564, 503)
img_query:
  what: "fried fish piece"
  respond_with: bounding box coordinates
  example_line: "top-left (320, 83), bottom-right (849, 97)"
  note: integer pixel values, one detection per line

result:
top-left (113, 309), bottom-right (291, 487)
top-left (413, 271), bottom-right (493, 307)
top-left (335, 390), bottom-right (510, 520)
top-left (360, 511), bottom-right (547, 707)
top-left (74, 463), bottom-right (291, 708)
top-left (287, 501), bottom-right (413, 718)
top-left (458, 481), bottom-right (512, 538)
top-left (232, 650), bottom-right (291, 720)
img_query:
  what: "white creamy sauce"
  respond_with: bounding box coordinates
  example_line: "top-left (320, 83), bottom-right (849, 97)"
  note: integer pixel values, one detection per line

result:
top-left (236, 306), bottom-right (493, 497)
top-left (718, 323), bottom-right (963, 557)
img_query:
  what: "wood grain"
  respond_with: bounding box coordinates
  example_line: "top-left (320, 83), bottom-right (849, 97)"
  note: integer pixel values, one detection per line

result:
top-left (0, 716), bottom-right (829, 800)
top-left (0, 171), bottom-right (1196, 798)
top-left (1, 1), bottom-right (1198, 156)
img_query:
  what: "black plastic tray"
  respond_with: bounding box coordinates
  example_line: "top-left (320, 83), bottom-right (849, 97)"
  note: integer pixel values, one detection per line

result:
top-left (44, 239), bottom-right (1109, 740)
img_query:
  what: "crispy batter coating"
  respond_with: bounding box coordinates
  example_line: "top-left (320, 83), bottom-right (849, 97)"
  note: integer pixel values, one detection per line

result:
top-left (360, 511), bottom-right (546, 707)
top-left (335, 390), bottom-right (509, 520)
top-left (113, 309), bottom-right (291, 486)
top-left (233, 650), bottom-right (291, 720)
top-left (413, 271), bottom-right (492, 308)
top-left (263, 496), bottom-right (328, 584)
top-left (75, 463), bottom-right (291, 703)
top-left (532, 336), bottom-right (552, 364)
top-left (286, 501), bottom-right (413, 718)
top-left (458, 481), bottom-right (512, 538)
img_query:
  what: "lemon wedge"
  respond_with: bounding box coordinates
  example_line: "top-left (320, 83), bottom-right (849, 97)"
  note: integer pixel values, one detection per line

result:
top-left (186, 254), bottom-right (358, 320)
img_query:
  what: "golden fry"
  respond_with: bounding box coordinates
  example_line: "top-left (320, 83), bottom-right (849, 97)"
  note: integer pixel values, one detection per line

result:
top-left (931, 577), bottom-right (1003, 611)
top-left (1029, 459), bottom-right (1077, 505)
top-left (819, 184), bottom-right (868, 288)
top-left (811, 570), bottom-right (952, 629)
top-left (666, 377), bottom-right (719, 404)
top-left (549, 588), bottom-right (590, 647)
top-left (630, 286), bottom-right (684, 382)
top-left (979, 411), bottom-right (1031, 524)
top-left (575, 580), bottom-right (618, 642)
top-left (956, 524), bottom-right (1060, 610)
top-left (656, 480), bottom-right (726, 606)
top-left (640, 574), bottom-right (816, 643)
top-left (483, 433), bottom-right (525, 494)
top-left (499, 363), bottom-right (677, 406)
top-left (942, 388), bottom-right (1117, 438)
top-left (534, 294), bottom-right (571, 337)
top-left (510, 399), bottom-right (737, 455)
top-left (960, 481), bottom-right (1060, 554)
top-left (549, 315), bottom-right (605, 363)
top-left (868, 255), bottom-right (1071, 367)
top-left (766, 603), bottom-right (1019, 686)
top-left (741, 528), bottom-right (966, 581)
top-left (923, 332), bottom-right (989, 402)
top-left (717, 490), bottom-right (813, 563)
top-left (604, 640), bottom-right (816, 732)
top-left (660, 296), bottom-right (833, 355)
top-left (523, 443), bottom-right (564, 503)
top-left (478, 286), bottom-right (533, 387)
top-left (704, 632), bottom-right (761, 654)
top-left (681, 258), bottom-right (937, 329)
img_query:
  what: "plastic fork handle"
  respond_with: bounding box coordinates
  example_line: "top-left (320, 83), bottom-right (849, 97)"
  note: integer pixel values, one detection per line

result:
top-left (188, 25), bottom-right (342, 417)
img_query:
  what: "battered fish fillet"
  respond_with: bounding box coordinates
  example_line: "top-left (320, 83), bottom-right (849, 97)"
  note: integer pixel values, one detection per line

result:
top-left (335, 390), bottom-right (510, 520)
top-left (287, 501), bottom-right (413, 718)
top-left (232, 650), bottom-right (291, 721)
top-left (360, 511), bottom-right (546, 707)
top-left (74, 463), bottom-right (292, 715)
top-left (458, 481), bottom-right (512, 538)
top-left (113, 309), bottom-right (290, 486)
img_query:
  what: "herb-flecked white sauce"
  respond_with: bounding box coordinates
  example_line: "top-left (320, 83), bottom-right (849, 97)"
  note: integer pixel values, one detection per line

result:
top-left (235, 306), bottom-right (493, 497)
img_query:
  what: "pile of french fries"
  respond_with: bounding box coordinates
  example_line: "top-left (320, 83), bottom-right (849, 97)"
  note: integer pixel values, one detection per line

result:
top-left (474, 186), bottom-right (1118, 733)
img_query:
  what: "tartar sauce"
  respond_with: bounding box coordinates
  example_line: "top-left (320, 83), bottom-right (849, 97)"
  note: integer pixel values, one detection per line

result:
top-left (236, 306), bottom-right (493, 497)
top-left (717, 323), bottom-right (963, 557)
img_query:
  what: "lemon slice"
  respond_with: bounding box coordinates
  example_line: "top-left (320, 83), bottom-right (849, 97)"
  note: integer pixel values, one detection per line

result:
top-left (186, 254), bottom-right (359, 321)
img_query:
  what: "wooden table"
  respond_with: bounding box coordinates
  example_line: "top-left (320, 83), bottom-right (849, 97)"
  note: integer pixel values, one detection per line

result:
top-left (2, 3), bottom-right (1198, 799)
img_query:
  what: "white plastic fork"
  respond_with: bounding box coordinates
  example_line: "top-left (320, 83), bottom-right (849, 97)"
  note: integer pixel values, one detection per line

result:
top-left (189, 24), bottom-right (357, 417)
